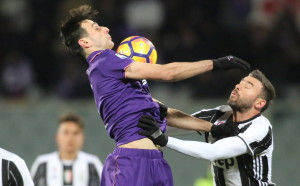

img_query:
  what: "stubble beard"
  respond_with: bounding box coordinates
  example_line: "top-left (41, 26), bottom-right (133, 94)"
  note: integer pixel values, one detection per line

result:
top-left (228, 97), bottom-right (253, 113)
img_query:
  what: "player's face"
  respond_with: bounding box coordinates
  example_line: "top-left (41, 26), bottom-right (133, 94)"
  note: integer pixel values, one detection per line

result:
top-left (228, 76), bottom-right (264, 112)
top-left (80, 19), bottom-right (114, 50)
top-left (56, 121), bottom-right (84, 155)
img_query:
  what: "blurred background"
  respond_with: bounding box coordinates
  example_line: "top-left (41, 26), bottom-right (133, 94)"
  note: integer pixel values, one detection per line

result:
top-left (0, 0), bottom-right (299, 185)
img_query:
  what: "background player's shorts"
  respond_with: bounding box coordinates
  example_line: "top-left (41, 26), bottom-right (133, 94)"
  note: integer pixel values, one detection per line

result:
top-left (101, 147), bottom-right (173, 186)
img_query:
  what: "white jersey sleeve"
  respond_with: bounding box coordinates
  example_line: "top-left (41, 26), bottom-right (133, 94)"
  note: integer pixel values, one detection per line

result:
top-left (167, 136), bottom-right (248, 161)
top-left (238, 116), bottom-right (273, 156)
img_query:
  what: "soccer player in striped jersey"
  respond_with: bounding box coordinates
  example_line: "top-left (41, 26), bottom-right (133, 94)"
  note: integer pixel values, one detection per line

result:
top-left (60, 5), bottom-right (250, 186)
top-left (31, 113), bottom-right (103, 186)
top-left (0, 147), bottom-right (34, 186)
top-left (138, 70), bottom-right (276, 186)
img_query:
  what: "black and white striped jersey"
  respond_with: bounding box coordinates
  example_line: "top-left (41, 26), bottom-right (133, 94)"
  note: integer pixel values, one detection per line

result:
top-left (0, 147), bottom-right (34, 186)
top-left (30, 151), bottom-right (103, 186)
top-left (192, 105), bottom-right (275, 186)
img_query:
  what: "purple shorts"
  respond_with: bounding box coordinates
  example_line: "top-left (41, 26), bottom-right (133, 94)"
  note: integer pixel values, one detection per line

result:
top-left (101, 148), bottom-right (173, 186)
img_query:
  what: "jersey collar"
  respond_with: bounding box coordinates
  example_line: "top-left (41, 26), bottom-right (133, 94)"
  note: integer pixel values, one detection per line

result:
top-left (228, 113), bottom-right (261, 125)
top-left (86, 50), bottom-right (104, 63)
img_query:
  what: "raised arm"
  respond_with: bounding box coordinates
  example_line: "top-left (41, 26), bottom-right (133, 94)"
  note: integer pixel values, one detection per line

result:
top-left (125, 56), bottom-right (250, 81)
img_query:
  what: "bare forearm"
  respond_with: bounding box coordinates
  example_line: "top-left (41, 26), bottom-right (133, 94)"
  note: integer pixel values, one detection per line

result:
top-left (125, 59), bottom-right (212, 81)
top-left (162, 60), bottom-right (213, 81)
top-left (167, 108), bottom-right (212, 132)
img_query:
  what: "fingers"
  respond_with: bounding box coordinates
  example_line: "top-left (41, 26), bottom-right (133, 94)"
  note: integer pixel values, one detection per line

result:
top-left (138, 130), bottom-right (152, 137)
top-left (139, 115), bottom-right (156, 123)
top-left (234, 57), bottom-right (250, 71)
top-left (138, 121), bottom-right (155, 130)
top-left (138, 115), bottom-right (159, 131)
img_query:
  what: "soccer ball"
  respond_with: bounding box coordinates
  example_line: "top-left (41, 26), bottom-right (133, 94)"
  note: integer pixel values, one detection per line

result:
top-left (117, 36), bottom-right (157, 64)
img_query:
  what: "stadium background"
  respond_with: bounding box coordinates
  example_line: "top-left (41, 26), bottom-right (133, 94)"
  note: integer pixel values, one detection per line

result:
top-left (0, 0), bottom-right (299, 185)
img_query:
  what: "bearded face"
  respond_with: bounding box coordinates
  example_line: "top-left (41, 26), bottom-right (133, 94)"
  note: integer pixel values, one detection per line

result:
top-left (228, 89), bottom-right (258, 112)
top-left (228, 76), bottom-right (263, 113)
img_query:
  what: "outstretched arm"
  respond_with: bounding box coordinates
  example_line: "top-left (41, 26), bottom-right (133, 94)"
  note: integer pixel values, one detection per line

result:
top-left (167, 108), bottom-right (212, 132)
top-left (125, 56), bottom-right (250, 81)
top-left (151, 99), bottom-right (212, 132)
top-left (167, 136), bottom-right (248, 161)
top-left (125, 60), bottom-right (213, 81)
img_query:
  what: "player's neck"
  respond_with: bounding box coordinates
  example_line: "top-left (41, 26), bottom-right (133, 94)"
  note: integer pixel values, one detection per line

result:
top-left (85, 47), bottom-right (107, 58)
top-left (59, 151), bottom-right (78, 160)
top-left (232, 109), bottom-right (260, 122)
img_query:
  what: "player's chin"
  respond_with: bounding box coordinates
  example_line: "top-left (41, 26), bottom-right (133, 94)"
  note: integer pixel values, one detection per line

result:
top-left (227, 99), bottom-right (236, 106)
top-left (108, 41), bottom-right (114, 49)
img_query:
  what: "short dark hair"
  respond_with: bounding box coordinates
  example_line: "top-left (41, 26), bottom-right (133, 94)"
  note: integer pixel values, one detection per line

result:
top-left (59, 113), bottom-right (84, 130)
top-left (249, 70), bottom-right (276, 112)
top-left (60, 5), bottom-right (98, 57)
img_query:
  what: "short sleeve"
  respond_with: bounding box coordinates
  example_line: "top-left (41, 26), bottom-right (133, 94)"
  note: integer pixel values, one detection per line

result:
top-left (238, 119), bottom-right (273, 156)
top-left (99, 50), bottom-right (133, 79)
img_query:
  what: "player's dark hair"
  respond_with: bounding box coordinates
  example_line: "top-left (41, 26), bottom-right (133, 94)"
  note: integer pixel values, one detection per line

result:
top-left (59, 113), bottom-right (84, 130)
top-left (249, 70), bottom-right (276, 112)
top-left (60, 5), bottom-right (99, 57)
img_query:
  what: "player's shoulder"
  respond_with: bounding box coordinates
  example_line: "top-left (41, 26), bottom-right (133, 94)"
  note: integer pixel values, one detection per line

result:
top-left (34, 151), bottom-right (58, 163)
top-left (78, 151), bottom-right (100, 163)
top-left (89, 49), bottom-right (114, 62)
top-left (252, 114), bottom-right (272, 128)
top-left (101, 49), bottom-right (128, 60)
top-left (192, 105), bottom-right (232, 116)
top-left (0, 147), bottom-right (25, 163)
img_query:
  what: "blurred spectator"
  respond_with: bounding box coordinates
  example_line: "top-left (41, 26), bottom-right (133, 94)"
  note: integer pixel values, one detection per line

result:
top-left (1, 51), bottom-right (34, 98)
top-left (0, 0), bottom-right (32, 33)
top-left (56, 57), bottom-right (92, 99)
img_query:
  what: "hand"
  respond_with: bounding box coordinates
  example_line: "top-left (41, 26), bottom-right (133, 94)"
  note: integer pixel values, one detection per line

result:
top-left (210, 121), bottom-right (239, 139)
top-left (212, 56), bottom-right (250, 71)
top-left (157, 102), bottom-right (168, 120)
top-left (138, 115), bottom-right (168, 147)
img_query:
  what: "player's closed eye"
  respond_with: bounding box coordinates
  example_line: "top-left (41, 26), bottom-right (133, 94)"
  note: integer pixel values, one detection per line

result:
top-left (240, 80), bottom-right (252, 89)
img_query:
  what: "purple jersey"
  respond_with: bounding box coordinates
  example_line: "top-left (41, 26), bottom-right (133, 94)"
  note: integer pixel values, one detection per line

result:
top-left (86, 49), bottom-right (166, 146)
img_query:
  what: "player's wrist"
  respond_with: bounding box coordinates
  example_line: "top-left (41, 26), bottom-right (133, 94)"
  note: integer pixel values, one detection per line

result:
top-left (210, 125), bottom-right (220, 138)
top-left (153, 134), bottom-right (168, 147)
top-left (157, 102), bottom-right (168, 119)
top-left (212, 57), bottom-right (229, 71)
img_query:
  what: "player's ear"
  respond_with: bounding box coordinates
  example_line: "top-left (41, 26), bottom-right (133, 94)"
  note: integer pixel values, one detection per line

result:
top-left (254, 98), bottom-right (266, 111)
top-left (78, 38), bottom-right (92, 48)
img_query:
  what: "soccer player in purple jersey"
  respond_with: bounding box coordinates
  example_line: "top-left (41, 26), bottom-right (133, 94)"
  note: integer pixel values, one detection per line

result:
top-left (60, 5), bottom-right (250, 186)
